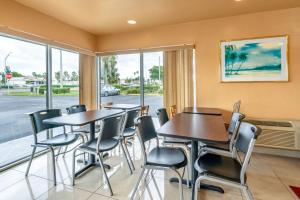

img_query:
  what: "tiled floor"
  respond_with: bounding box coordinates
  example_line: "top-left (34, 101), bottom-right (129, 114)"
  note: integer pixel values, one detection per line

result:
top-left (0, 137), bottom-right (299, 200)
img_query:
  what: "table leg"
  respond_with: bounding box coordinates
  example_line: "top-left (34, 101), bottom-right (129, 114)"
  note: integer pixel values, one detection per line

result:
top-left (89, 122), bottom-right (96, 163)
top-left (191, 140), bottom-right (198, 199)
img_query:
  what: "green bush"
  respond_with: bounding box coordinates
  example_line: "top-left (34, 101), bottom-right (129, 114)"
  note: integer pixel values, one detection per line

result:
top-left (126, 87), bottom-right (140, 94)
top-left (39, 87), bottom-right (70, 94)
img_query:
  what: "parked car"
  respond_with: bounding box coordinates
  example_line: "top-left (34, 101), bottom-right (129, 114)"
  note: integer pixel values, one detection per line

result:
top-left (101, 85), bottom-right (120, 96)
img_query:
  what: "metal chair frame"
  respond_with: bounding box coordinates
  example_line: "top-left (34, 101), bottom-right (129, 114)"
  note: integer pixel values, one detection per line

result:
top-left (131, 116), bottom-right (187, 200)
top-left (72, 113), bottom-right (133, 196)
top-left (25, 109), bottom-right (83, 186)
top-left (194, 123), bottom-right (260, 200)
top-left (204, 113), bottom-right (245, 157)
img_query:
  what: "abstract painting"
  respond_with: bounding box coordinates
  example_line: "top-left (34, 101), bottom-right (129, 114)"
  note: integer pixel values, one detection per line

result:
top-left (220, 36), bottom-right (288, 82)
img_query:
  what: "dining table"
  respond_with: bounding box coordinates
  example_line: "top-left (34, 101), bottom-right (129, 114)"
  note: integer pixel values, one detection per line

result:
top-left (157, 112), bottom-right (228, 199)
top-left (43, 109), bottom-right (124, 177)
top-left (103, 103), bottom-right (141, 110)
top-left (183, 107), bottom-right (222, 115)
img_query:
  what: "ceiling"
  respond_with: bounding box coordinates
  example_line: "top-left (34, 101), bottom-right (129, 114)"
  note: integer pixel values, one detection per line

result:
top-left (14, 0), bottom-right (300, 35)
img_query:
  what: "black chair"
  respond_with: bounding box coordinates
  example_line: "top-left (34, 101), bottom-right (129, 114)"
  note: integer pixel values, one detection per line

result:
top-left (202, 112), bottom-right (245, 156)
top-left (66, 104), bottom-right (101, 134)
top-left (193, 122), bottom-right (261, 200)
top-left (156, 108), bottom-right (191, 186)
top-left (72, 113), bottom-right (133, 196)
top-left (131, 116), bottom-right (187, 200)
top-left (26, 109), bottom-right (81, 185)
top-left (121, 108), bottom-right (140, 170)
top-left (156, 108), bottom-right (190, 145)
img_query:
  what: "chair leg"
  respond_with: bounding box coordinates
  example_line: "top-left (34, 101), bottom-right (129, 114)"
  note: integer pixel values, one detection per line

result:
top-left (174, 169), bottom-right (184, 200)
top-left (62, 145), bottom-right (68, 158)
top-left (55, 147), bottom-right (62, 160)
top-left (72, 149), bottom-right (77, 186)
top-left (130, 167), bottom-right (146, 200)
top-left (97, 153), bottom-right (113, 196)
top-left (120, 142), bottom-right (133, 174)
top-left (123, 140), bottom-right (135, 170)
top-left (150, 170), bottom-right (163, 200)
top-left (194, 176), bottom-right (204, 200)
top-left (25, 146), bottom-right (37, 176)
top-left (49, 147), bottom-right (57, 186)
top-left (243, 186), bottom-right (254, 200)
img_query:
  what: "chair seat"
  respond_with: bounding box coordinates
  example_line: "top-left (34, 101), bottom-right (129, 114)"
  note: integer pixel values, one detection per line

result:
top-left (79, 138), bottom-right (119, 153)
top-left (73, 124), bottom-right (101, 133)
top-left (195, 153), bottom-right (243, 183)
top-left (123, 127), bottom-right (136, 138)
top-left (163, 137), bottom-right (191, 145)
top-left (38, 134), bottom-right (79, 146)
top-left (147, 147), bottom-right (187, 169)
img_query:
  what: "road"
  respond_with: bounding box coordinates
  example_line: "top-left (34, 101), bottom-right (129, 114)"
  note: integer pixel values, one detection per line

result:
top-left (0, 94), bottom-right (162, 143)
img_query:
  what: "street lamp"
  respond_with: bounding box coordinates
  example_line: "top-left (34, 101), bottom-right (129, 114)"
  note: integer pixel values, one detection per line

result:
top-left (3, 52), bottom-right (12, 93)
top-left (4, 52), bottom-right (12, 69)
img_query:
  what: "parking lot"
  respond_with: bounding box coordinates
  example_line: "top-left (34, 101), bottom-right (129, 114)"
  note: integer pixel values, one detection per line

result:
top-left (0, 92), bottom-right (162, 143)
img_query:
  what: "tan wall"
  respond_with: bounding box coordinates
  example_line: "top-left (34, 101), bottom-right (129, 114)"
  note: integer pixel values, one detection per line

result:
top-left (0, 0), bottom-right (96, 51)
top-left (97, 7), bottom-right (300, 120)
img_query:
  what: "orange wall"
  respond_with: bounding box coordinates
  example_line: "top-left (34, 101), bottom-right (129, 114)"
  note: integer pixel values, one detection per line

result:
top-left (0, 0), bottom-right (96, 51)
top-left (97, 7), bottom-right (300, 120)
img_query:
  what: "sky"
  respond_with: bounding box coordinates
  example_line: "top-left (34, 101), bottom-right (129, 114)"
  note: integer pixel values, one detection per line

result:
top-left (229, 42), bottom-right (282, 69)
top-left (0, 35), bottom-right (162, 79)
top-left (114, 51), bottom-right (163, 80)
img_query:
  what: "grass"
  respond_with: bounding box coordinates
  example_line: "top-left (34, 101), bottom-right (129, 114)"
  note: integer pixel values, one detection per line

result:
top-left (6, 91), bottom-right (79, 96)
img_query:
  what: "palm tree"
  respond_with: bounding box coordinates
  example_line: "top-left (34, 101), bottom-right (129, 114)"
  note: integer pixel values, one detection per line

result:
top-left (101, 56), bottom-right (119, 85)
top-left (235, 52), bottom-right (248, 74)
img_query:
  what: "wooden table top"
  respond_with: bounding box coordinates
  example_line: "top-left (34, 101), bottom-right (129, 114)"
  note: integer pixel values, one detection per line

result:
top-left (183, 107), bottom-right (222, 115)
top-left (157, 113), bottom-right (228, 143)
top-left (104, 104), bottom-right (141, 110)
top-left (43, 109), bottom-right (124, 126)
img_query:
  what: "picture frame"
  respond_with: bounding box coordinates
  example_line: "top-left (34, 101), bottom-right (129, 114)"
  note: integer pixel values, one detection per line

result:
top-left (220, 36), bottom-right (288, 82)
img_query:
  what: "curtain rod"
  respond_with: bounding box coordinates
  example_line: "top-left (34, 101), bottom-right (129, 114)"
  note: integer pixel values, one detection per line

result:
top-left (96, 44), bottom-right (195, 56)
top-left (0, 26), bottom-right (95, 56)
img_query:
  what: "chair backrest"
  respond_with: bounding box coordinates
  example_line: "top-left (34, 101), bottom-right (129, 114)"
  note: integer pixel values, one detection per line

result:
top-left (98, 114), bottom-right (124, 141)
top-left (140, 105), bottom-right (149, 116)
top-left (125, 108), bottom-right (140, 128)
top-left (66, 104), bottom-right (87, 114)
top-left (29, 109), bottom-right (62, 134)
top-left (169, 105), bottom-right (177, 118)
top-left (227, 112), bottom-right (245, 151)
top-left (234, 122), bottom-right (261, 184)
top-left (29, 109), bottom-right (62, 144)
top-left (136, 116), bottom-right (157, 143)
top-left (136, 116), bottom-right (158, 164)
top-left (155, 108), bottom-right (169, 126)
top-left (233, 100), bottom-right (241, 113)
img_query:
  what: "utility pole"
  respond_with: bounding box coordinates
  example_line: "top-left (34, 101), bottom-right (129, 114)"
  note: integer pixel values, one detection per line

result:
top-left (158, 56), bottom-right (161, 82)
top-left (60, 50), bottom-right (63, 88)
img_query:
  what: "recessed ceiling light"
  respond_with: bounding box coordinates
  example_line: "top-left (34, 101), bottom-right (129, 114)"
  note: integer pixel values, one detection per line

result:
top-left (235, 0), bottom-right (243, 1)
top-left (127, 20), bottom-right (137, 25)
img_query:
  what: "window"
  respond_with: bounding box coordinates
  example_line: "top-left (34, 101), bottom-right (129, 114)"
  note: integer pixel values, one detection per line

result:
top-left (0, 34), bottom-right (47, 168)
top-left (98, 52), bottom-right (164, 117)
top-left (143, 51), bottom-right (164, 116)
top-left (0, 34), bottom-right (81, 169)
top-left (99, 54), bottom-right (141, 107)
top-left (51, 48), bottom-right (79, 111)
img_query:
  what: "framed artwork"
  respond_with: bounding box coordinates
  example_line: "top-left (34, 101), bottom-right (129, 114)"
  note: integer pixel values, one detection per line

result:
top-left (220, 36), bottom-right (288, 82)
